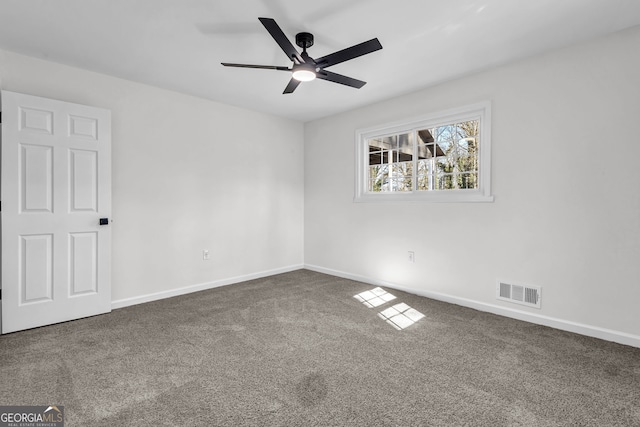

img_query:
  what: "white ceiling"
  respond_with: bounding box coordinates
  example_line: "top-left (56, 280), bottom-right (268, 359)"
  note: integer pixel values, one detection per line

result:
top-left (1, 0), bottom-right (639, 122)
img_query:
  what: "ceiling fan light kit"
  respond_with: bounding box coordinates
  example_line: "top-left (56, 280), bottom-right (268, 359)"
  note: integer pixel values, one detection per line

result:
top-left (221, 17), bottom-right (382, 94)
top-left (292, 63), bottom-right (316, 81)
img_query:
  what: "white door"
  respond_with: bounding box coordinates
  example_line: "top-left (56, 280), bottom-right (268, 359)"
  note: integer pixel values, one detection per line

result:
top-left (1, 90), bottom-right (111, 333)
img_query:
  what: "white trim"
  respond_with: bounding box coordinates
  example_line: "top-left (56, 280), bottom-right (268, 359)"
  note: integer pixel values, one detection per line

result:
top-left (304, 264), bottom-right (640, 349)
top-left (355, 190), bottom-right (494, 203)
top-left (111, 264), bottom-right (304, 310)
top-left (354, 101), bottom-right (493, 203)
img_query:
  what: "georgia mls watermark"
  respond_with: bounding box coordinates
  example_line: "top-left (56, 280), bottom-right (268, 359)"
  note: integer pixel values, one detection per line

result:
top-left (0, 406), bottom-right (64, 427)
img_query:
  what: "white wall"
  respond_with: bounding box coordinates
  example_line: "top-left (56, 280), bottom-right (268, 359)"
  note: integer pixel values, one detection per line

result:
top-left (0, 49), bottom-right (304, 304)
top-left (1, 26), bottom-right (638, 346)
top-left (304, 26), bottom-right (640, 344)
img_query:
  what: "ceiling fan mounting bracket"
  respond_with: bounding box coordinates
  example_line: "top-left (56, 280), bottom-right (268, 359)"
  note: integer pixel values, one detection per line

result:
top-left (295, 32), bottom-right (314, 50)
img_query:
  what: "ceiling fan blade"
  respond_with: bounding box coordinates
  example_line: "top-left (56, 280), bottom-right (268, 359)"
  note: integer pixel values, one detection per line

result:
top-left (258, 17), bottom-right (304, 64)
top-left (283, 78), bottom-right (301, 94)
top-left (315, 38), bottom-right (382, 68)
top-left (221, 63), bottom-right (290, 71)
top-left (316, 70), bottom-right (366, 88)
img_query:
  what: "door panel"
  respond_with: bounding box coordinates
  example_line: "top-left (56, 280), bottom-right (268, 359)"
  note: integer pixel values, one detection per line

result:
top-left (70, 149), bottom-right (98, 212)
top-left (20, 107), bottom-right (53, 134)
top-left (69, 115), bottom-right (98, 140)
top-left (69, 232), bottom-right (98, 295)
top-left (2, 90), bottom-right (112, 333)
top-left (21, 144), bottom-right (53, 212)
top-left (20, 234), bottom-right (53, 303)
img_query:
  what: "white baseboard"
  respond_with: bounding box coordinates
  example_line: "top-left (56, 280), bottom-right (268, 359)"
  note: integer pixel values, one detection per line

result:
top-left (305, 264), bottom-right (640, 349)
top-left (111, 264), bottom-right (304, 310)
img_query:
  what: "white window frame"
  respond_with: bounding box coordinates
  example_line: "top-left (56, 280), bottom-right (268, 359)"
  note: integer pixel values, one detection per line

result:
top-left (354, 101), bottom-right (493, 203)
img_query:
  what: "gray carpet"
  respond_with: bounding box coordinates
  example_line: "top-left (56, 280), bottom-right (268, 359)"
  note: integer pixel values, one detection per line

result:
top-left (1, 269), bottom-right (638, 426)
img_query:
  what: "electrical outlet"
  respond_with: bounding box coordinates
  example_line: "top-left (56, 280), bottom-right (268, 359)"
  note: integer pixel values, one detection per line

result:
top-left (408, 251), bottom-right (415, 263)
top-left (203, 249), bottom-right (210, 261)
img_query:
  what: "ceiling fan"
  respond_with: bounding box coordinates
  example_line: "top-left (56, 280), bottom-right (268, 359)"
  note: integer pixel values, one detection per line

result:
top-left (221, 17), bottom-right (382, 94)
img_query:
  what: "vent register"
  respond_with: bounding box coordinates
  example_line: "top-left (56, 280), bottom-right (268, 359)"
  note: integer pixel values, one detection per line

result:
top-left (497, 282), bottom-right (541, 309)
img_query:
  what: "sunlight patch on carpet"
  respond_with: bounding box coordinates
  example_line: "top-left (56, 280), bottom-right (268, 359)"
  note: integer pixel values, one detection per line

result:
top-left (354, 287), bottom-right (396, 308)
top-left (378, 303), bottom-right (425, 330)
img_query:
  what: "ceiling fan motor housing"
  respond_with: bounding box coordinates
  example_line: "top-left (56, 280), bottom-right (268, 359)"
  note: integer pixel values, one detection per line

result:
top-left (296, 32), bottom-right (314, 49)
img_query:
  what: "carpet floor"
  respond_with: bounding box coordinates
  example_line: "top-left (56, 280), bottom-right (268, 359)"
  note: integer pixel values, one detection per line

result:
top-left (1, 269), bottom-right (638, 426)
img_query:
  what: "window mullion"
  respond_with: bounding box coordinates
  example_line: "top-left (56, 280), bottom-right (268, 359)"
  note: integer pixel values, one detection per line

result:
top-left (429, 151), bottom-right (434, 191)
top-left (412, 129), bottom-right (417, 192)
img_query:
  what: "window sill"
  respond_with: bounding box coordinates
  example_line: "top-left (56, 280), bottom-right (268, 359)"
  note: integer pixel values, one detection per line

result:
top-left (354, 190), bottom-right (494, 203)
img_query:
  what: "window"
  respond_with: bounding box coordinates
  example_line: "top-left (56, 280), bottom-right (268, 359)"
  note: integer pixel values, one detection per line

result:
top-left (355, 102), bottom-right (493, 202)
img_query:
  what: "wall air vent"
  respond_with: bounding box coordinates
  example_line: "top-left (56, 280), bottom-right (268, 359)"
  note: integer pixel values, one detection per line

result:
top-left (496, 281), bottom-right (541, 309)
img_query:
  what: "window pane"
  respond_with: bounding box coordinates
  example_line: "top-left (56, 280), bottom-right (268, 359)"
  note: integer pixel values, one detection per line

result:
top-left (421, 121), bottom-right (482, 190)
top-left (368, 137), bottom-right (394, 150)
top-left (389, 160), bottom-right (413, 192)
top-left (388, 135), bottom-right (399, 149)
top-left (416, 143), bottom-right (433, 160)
top-left (370, 149), bottom-right (394, 166)
top-left (453, 120), bottom-right (479, 173)
top-left (436, 173), bottom-right (454, 190)
top-left (369, 151), bottom-right (383, 165)
top-left (437, 138), bottom-right (452, 153)
top-left (418, 129), bottom-right (434, 144)
top-left (433, 125), bottom-right (456, 142)
top-left (397, 132), bottom-right (413, 161)
top-left (417, 174), bottom-right (429, 191)
top-left (456, 120), bottom-right (479, 140)
top-left (368, 165), bottom-right (388, 192)
top-left (417, 159), bottom-right (430, 174)
top-left (436, 156), bottom-right (453, 173)
top-left (391, 162), bottom-right (413, 177)
top-left (434, 172), bottom-right (479, 190)
top-left (456, 152), bottom-right (478, 173)
top-left (367, 132), bottom-right (413, 193)
top-left (370, 135), bottom-right (397, 150)
top-left (393, 178), bottom-right (412, 192)
top-left (368, 135), bottom-right (397, 166)
top-left (458, 172), bottom-right (478, 189)
top-left (380, 180), bottom-right (393, 192)
top-left (398, 151), bottom-right (413, 162)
